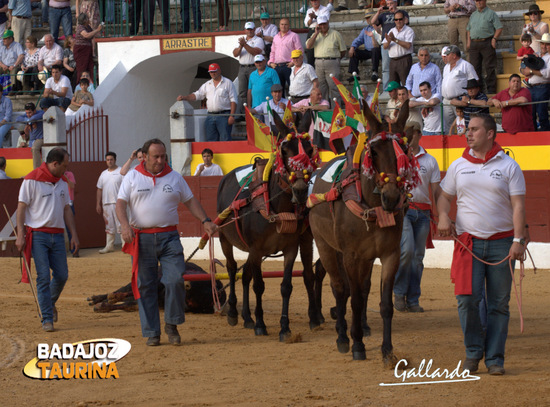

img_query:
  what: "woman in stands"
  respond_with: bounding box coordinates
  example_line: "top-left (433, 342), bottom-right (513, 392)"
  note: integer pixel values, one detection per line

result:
top-left (523, 4), bottom-right (549, 56)
top-left (19, 36), bottom-right (41, 94)
top-left (73, 13), bottom-right (103, 84)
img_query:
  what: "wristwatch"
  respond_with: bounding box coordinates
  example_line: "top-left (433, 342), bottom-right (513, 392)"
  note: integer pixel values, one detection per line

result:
top-left (513, 237), bottom-right (526, 246)
top-left (202, 217), bottom-right (212, 224)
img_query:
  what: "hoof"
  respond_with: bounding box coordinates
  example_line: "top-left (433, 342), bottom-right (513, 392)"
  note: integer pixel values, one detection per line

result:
top-left (353, 351), bottom-right (367, 361)
top-left (279, 331), bottom-right (291, 342)
top-left (254, 327), bottom-right (268, 336)
top-left (243, 320), bottom-right (255, 329)
top-left (337, 340), bottom-right (350, 354)
top-left (309, 321), bottom-right (321, 331)
top-left (330, 306), bottom-right (337, 320)
top-left (383, 353), bottom-right (398, 369)
top-left (227, 314), bottom-right (238, 326)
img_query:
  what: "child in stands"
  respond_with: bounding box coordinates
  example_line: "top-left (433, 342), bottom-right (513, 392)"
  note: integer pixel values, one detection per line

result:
top-left (517, 34), bottom-right (535, 61)
top-left (66, 78), bottom-right (94, 116)
top-left (450, 106), bottom-right (466, 136)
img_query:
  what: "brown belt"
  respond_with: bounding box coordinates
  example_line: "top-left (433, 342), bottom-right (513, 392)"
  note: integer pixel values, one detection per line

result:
top-left (471, 37), bottom-right (492, 42)
top-left (13, 15), bottom-right (31, 19)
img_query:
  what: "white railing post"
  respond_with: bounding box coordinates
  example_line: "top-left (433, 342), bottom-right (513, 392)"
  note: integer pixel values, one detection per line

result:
top-left (42, 107), bottom-right (67, 158)
top-left (170, 101), bottom-right (194, 175)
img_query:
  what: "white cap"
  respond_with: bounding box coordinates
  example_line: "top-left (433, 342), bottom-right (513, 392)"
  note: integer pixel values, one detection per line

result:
top-left (317, 15), bottom-right (329, 24)
top-left (254, 54), bottom-right (265, 62)
top-left (245, 22), bottom-right (255, 30)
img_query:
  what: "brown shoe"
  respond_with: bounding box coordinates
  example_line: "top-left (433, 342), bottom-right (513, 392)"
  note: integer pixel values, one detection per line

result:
top-left (488, 365), bottom-right (505, 375)
top-left (43, 322), bottom-right (55, 332)
top-left (464, 358), bottom-right (480, 373)
top-left (146, 336), bottom-right (160, 346)
top-left (407, 304), bottom-right (424, 313)
top-left (164, 323), bottom-right (181, 346)
top-left (394, 295), bottom-right (407, 312)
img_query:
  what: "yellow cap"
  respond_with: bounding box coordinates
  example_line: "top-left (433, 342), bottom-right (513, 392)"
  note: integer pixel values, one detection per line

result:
top-left (291, 49), bottom-right (303, 58)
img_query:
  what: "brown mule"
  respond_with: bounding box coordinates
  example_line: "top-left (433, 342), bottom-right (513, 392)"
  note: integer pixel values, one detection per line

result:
top-left (309, 100), bottom-right (415, 365)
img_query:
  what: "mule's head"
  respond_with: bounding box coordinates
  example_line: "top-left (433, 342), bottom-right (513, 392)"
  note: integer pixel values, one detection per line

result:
top-left (272, 110), bottom-right (320, 205)
top-left (360, 99), bottom-right (418, 212)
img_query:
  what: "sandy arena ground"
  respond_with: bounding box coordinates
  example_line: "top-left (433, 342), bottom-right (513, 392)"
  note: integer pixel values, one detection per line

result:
top-left (0, 249), bottom-right (549, 406)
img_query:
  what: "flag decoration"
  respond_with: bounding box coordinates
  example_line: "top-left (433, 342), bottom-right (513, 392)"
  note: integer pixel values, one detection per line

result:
top-left (282, 100), bottom-right (296, 132)
top-left (351, 74), bottom-right (363, 102)
top-left (370, 80), bottom-right (382, 123)
top-left (245, 105), bottom-right (273, 152)
top-left (331, 75), bottom-right (362, 124)
top-left (329, 101), bottom-right (353, 155)
top-left (312, 110), bottom-right (333, 151)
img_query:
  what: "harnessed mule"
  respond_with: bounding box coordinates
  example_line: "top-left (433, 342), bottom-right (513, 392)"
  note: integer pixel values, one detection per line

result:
top-left (308, 100), bottom-right (420, 364)
top-left (217, 113), bottom-right (323, 340)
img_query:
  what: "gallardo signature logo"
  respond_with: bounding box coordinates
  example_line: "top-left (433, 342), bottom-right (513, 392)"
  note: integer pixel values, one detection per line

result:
top-left (23, 338), bottom-right (131, 380)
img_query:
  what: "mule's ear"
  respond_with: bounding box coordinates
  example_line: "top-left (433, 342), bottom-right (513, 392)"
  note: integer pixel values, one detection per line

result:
top-left (362, 98), bottom-right (383, 135)
top-left (394, 99), bottom-right (410, 134)
top-left (272, 109), bottom-right (290, 141)
top-left (297, 109), bottom-right (313, 134)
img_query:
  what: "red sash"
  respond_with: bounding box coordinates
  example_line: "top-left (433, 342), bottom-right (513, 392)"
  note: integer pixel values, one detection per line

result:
top-left (122, 226), bottom-right (178, 299)
top-left (22, 227), bottom-right (64, 283)
top-left (451, 230), bottom-right (514, 295)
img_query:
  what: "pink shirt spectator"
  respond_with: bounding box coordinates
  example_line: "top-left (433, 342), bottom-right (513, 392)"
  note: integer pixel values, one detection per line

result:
top-left (268, 31), bottom-right (303, 65)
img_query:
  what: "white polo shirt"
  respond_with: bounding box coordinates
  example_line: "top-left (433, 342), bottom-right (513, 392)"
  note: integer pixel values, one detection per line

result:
top-left (118, 169), bottom-right (194, 228)
top-left (18, 179), bottom-right (70, 229)
top-left (413, 92), bottom-right (442, 133)
top-left (45, 75), bottom-right (73, 99)
top-left (238, 36), bottom-right (265, 65)
top-left (289, 63), bottom-right (317, 97)
top-left (410, 147), bottom-right (440, 205)
top-left (97, 166), bottom-right (123, 205)
top-left (441, 58), bottom-right (478, 100)
top-left (441, 150), bottom-right (525, 239)
top-left (382, 25), bottom-right (415, 59)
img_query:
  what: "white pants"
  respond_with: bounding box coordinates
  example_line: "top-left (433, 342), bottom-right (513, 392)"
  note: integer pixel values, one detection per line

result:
top-left (103, 203), bottom-right (120, 234)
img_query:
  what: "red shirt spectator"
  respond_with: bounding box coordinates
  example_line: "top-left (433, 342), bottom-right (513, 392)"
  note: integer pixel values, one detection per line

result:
top-left (488, 74), bottom-right (534, 134)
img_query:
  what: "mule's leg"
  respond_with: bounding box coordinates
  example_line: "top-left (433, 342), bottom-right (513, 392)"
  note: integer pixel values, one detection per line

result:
top-left (249, 253), bottom-right (267, 336)
top-left (380, 254), bottom-right (400, 368)
top-left (220, 235), bottom-right (239, 326)
top-left (361, 265), bottom-right (373, 337)
top-left (343, 253), bottom-right (370, 361)
top-left (313, 259), bottom-right (326, 325)
top-left (241, 260), bottom-right (255, 329)
top-left (279, 245), bottom-right (299, 341)
top-left (299, 230), bottom-right (323, 330)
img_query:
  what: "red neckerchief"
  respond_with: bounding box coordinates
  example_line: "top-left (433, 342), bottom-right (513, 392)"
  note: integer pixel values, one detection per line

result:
top-left (134, 161), bottom-right (173, 185)
top-left (461, 143), bottom-right (503, 164)
top-left (24, 162), bottom-right (67, 183)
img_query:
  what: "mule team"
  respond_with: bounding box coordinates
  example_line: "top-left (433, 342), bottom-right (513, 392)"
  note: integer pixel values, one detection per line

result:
top-left (17, 99), bottom-right (525, 376)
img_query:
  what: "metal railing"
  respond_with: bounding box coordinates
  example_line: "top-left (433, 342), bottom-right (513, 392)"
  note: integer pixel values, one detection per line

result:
top-left (66, 107), bottom-right (109, 162)
top-left (98, 0), bottom-right (308, 37)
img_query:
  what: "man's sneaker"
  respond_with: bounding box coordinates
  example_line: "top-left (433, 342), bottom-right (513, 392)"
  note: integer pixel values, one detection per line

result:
top-left (164, 323), bottom-right (181, 346)
top-left (335, 6), bottom-right (349, 11)
top-left (371, 73), bottom-right (379, 82)
top-left (394, 295), bottom-right (407, 312)
top-left (407, 304), bottom-right (424, 313)
top-left (43, 322), bottom-right (54, 332)
top-left (146, 336), bottom-right (160, 346)
top-left (488, 365), bottom-right (505, 375)
top-left (463, 358), bottom-right (480, 373)
top-left (53, 306), bottom-right (58, 322)
top-left (347, 76), bottom-right (358, 83)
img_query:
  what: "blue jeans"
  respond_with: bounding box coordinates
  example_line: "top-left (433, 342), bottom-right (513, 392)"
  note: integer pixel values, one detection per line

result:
top-left (529, 84), bottom-right (550, 131)
top-left (31, 231), bottom-right (68, 324)
top-left (423, 130), bottom-right (441, 136)
top-left (381, 46), bottom-right (390, 92)
top-left (41, 0), bottom-right (49, 23)
top-left (137, 231), bottom-right (186, 337)
top-left (49, 6), bottom-right (72, 40)
top-left (205, 113), bottom-right (232, 141)
top-left (181, 0), bottom-right (201, 32)
top-left (40, 97), bottom-right (71, 110)
top-left (456, 236), bottom-right (514, 368)
top-left (394, 209), bottom-right (431, 306)
top-left (0, 123), bottom-right (12, 147)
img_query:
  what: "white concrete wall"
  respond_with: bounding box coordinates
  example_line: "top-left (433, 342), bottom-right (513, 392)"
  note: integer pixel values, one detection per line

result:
top-left (181, 237), bottom-right (547, 270)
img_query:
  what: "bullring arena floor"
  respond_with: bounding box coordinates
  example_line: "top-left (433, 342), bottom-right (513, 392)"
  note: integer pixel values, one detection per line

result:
top-left (1, 249), bottom-right (549, 406)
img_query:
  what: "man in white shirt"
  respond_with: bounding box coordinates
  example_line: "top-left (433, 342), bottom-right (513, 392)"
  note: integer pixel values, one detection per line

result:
top-left (288, 49), bottom-right (318, 104)
top-left (116, 139), bottom-right (216, 346)
top-left (194, 148), bottom-right (223, 176)
top-left (96, 151), bottom-right (124, 254)
top-left (37, 34), bottom-right (63, 73)
top-left (177, 63), bottom-right (237, 141)
top-left (256, 12), bottom-right (278, 61)
top-left (15, 148), bottom-right (79, 332)
top-left (233, 22), bottom-right (264, 118)
top-left (304, 0), bottom-right (332, 67)
top-left (394, 128), bottom-right (440, 313)
top-left (441, 45), bottom-right (478, 133)
top-left (409, 81), bottom-right (443, 135)
top-left (437, 114), bottom-right (526, 376)
top-left (39, 64), bottom-right (73, 111)
top-left (382, 11), bottom-right (415, 87)
top-left (252, 83), bottom-right (288, 125)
